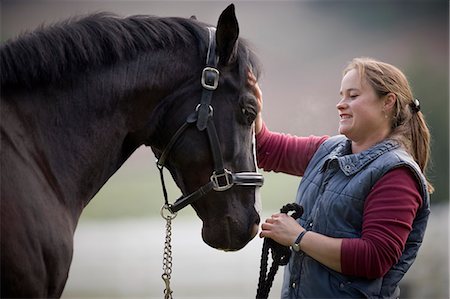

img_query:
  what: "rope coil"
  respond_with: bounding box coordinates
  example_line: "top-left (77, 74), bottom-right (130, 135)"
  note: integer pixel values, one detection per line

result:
top-left (256, 203), bottom-right (304, 299)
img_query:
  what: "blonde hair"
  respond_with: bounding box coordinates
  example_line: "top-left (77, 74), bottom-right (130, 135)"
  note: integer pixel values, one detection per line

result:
top-left (344, 57), bottom-right (434, 193)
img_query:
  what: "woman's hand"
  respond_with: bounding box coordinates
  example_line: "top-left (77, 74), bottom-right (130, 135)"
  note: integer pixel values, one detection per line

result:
top-left (260, 213), bottom-right (304, 247)
top-left (247, 71), bottom-right (263, 134)
top-left (262, 214), bottom-right (343, 273)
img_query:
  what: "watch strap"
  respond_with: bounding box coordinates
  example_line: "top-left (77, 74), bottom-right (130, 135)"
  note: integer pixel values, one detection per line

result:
top-left (294, 230), bottom-right (308, 247)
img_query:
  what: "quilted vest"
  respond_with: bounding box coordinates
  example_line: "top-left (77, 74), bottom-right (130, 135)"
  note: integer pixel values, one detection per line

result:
top-left (281, 135), bottom-right (430, 299)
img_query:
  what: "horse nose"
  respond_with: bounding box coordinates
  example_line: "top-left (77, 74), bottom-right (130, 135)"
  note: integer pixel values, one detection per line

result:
top-left (201, 213), bottom-right (259, 251)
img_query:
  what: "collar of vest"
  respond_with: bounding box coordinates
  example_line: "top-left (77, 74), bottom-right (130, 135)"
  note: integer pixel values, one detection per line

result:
top-left (322, 138), bottom-right (400, 176)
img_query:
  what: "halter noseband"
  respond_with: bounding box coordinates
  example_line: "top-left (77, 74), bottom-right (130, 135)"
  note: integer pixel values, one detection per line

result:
top-left (156, 27), bottom-right (263, 214)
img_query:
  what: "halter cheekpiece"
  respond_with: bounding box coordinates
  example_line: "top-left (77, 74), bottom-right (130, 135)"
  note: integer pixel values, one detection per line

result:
top-left (156, 27), bottom-right (264, 215)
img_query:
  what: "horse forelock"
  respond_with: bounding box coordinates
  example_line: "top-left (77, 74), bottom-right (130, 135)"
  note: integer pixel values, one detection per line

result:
top-left (0, 12), bottom-right (207, 91)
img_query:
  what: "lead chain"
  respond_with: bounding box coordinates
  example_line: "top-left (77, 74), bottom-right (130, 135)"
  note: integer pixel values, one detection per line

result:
top-left (161, 213), bottom-right (174, 299)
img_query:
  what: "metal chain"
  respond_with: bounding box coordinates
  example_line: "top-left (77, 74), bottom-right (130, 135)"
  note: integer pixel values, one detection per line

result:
top-left (161, 205), bottom-right (176, 299)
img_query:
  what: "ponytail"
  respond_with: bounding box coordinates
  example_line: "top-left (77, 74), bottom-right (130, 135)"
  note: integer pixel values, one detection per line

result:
top-left (408, 109), bottom-right (434, 193)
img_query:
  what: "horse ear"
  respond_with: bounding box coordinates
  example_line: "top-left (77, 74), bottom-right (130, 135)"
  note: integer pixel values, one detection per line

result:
top-left (216, 4), bottom-right (239, 66)
top-left (190, 15), bottom-right (197, 20)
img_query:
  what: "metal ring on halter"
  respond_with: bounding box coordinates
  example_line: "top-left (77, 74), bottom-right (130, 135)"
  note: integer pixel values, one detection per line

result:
top-left (160, 204), bottom-right (177, 220)
top-left (195, 104), bottom-right (214, 116)
top-left (156, 159), bottom-right (164, 170)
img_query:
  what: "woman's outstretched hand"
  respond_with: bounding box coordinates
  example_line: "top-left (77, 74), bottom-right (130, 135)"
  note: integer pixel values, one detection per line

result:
top-left (247, 71), bottom-right (263, 134)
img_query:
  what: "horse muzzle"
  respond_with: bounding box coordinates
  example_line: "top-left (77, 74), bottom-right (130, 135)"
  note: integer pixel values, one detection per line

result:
top-left (199, 187), bottom-right (261, 251)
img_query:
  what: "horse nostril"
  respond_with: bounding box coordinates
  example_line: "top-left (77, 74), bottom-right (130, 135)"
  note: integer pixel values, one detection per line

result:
top-left (255, 212), bottom-right (261, 225)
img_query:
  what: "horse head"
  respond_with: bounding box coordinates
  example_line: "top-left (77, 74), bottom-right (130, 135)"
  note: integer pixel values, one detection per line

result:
top-left (149, 4), bottom-right (263, 251)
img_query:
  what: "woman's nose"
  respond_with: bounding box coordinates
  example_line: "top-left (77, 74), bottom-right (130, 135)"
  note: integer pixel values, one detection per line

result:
top-left (336, 98), bottom-right (347, 110)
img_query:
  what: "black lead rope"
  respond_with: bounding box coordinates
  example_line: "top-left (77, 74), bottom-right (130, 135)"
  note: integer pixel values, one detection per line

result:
top-left (256, 203), bottom-right (304, 299)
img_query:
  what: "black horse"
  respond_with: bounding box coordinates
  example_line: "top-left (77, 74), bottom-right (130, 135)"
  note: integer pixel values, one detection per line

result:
top-left (1, 4), bottom-right (263, 298)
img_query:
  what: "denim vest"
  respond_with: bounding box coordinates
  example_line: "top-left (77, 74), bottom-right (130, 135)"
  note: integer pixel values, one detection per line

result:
top-left (281, 135), bottom-right (430, 299)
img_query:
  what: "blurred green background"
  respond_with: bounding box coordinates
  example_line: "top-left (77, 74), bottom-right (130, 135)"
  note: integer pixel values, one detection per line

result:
top-left (2, 1), bottom-right (448, 298)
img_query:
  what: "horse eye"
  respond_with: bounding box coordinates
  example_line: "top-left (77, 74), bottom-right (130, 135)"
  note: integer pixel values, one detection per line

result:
top-left (239, 92), bottom-right (257, 125)
top-left (241, 107), bottom-right (256, 125)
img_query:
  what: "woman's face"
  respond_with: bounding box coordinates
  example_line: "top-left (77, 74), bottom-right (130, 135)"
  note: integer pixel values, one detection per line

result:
top-left (337, 69), bottom-right (390, 147)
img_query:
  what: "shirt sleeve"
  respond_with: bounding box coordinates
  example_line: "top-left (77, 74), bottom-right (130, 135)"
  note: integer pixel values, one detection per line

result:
top-left (341, 167), bottom-right (422, 279)
top-left (256, 122), bottom-right (328, 176)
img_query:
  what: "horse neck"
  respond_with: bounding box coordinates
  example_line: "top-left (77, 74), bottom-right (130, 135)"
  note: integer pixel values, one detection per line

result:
top-left (4, 53), bottom-right (197, 211)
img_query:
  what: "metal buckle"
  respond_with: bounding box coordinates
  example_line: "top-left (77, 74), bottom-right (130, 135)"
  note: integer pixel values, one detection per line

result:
top-left (210, 169), bottom-right (233, 191)
top-left (201, 67), bottom-right (219, 90)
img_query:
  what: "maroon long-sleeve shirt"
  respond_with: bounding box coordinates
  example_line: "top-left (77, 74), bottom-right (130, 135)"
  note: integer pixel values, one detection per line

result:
top-left (256, 124), bottom-right (422, 279)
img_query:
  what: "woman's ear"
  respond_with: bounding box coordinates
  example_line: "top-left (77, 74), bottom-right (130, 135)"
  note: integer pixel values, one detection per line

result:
top-left (384, 92), bottom-right (397, 112)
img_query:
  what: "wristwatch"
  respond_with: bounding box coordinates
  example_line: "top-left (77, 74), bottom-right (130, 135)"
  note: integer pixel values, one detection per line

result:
top-left (292, 230), bottom-right (308, 252)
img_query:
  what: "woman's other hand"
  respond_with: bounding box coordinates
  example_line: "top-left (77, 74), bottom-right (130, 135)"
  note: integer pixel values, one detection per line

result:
top-left (260, 213), bottom-right (303, 247)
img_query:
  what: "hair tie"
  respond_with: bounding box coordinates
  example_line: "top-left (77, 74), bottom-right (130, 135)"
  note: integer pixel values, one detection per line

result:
top-left (410, 98), bottom-right (420, 113)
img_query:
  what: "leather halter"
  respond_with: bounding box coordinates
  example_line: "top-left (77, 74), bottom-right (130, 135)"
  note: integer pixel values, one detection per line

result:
top-left (156, 27), bottom-right (264, 214)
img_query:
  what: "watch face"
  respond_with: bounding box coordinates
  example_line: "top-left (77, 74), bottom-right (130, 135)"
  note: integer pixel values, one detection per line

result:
top-left (292, 243), bottom-right (300, 252)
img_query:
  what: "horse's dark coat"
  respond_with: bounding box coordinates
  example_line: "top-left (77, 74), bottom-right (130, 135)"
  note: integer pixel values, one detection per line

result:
top-left (1, 5), bottom-right (262, 298)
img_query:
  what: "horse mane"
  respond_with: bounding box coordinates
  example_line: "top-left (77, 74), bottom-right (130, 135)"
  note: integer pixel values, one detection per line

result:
top-left (0, 12), bottom-right (207, 90)
top-left (1, 11), bottom-right (262, 105)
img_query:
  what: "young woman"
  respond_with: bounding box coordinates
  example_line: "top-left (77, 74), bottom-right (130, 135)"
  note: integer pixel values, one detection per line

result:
top-left (249, 57), bottom-right (433, 298)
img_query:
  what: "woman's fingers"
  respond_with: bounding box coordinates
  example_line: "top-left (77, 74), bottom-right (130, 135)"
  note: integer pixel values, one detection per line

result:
top-left (247, 70), bottom-right (257, 83)
top-left (260, 214), bottom-right (303, 246)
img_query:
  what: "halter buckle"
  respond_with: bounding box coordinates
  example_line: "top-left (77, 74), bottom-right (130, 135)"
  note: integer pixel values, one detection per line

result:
top-left (201, 67), bottom-right (219, 90)
top-left (211, 169), bottom-right (233, 191)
